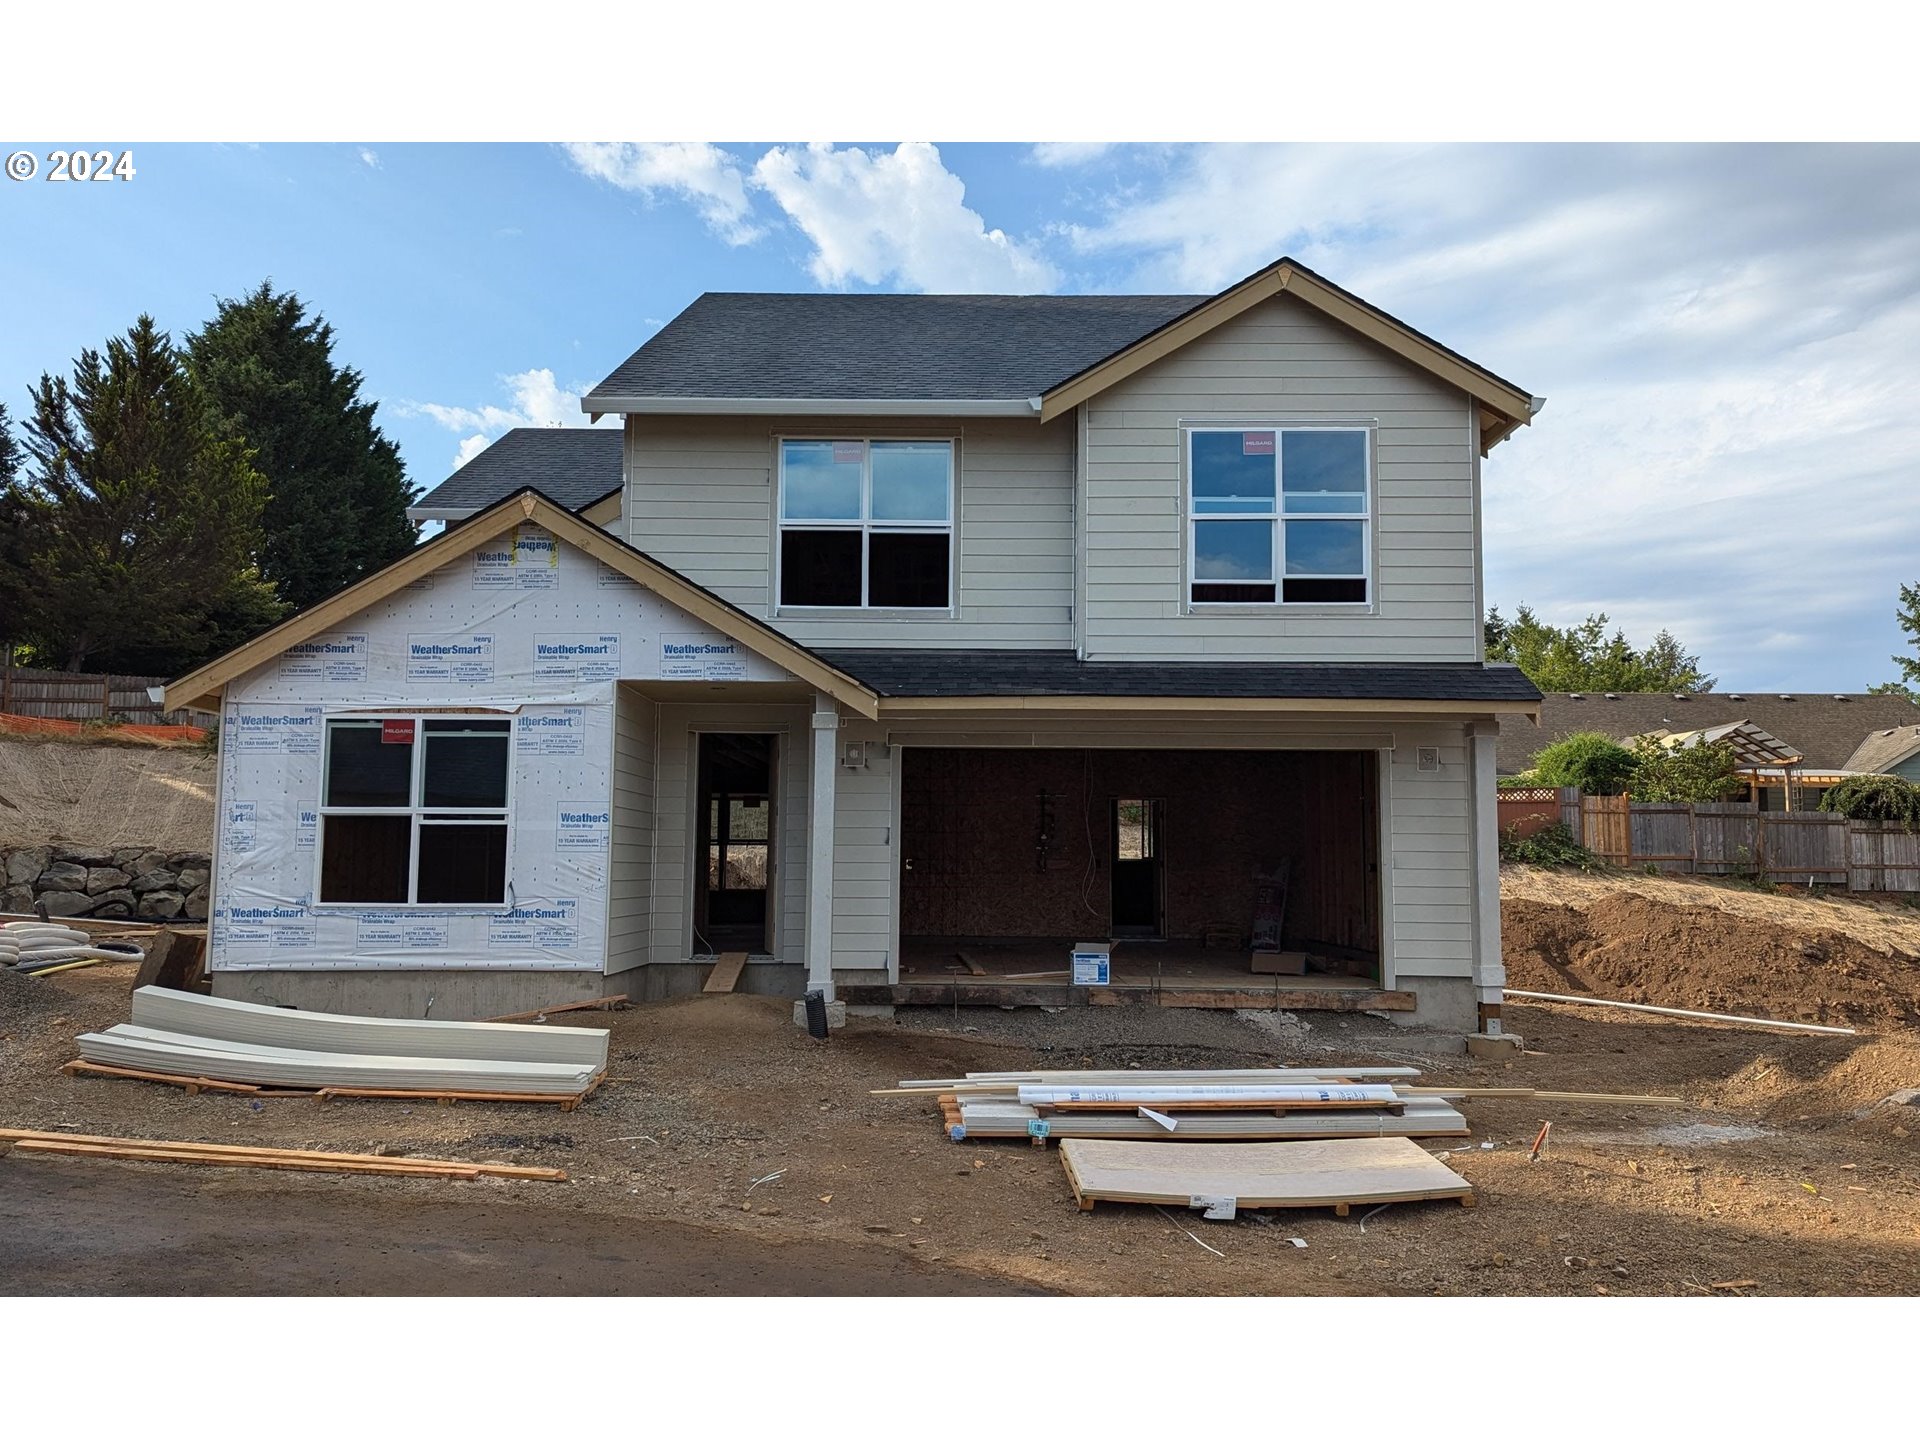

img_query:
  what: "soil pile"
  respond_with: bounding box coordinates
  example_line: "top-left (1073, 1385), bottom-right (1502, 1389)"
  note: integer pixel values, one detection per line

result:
top-left (1503, 891), bottom-right (1920, 1029)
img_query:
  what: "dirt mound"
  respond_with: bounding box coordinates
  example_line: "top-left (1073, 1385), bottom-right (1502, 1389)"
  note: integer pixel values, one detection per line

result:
top-left (1698, 1036), bottom-right (1920, 1122)
top-left (1504, 892), bottom-right (1920, 1029)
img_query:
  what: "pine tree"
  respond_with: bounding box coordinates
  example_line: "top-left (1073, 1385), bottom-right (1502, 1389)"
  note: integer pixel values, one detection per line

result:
top-left (1484, 605), bottom-right (1713, 693)
top-left (14, 316), bottom-right (277, 673)
top-left (187, 282), bottom-right (418, 608)
top-left (1887, 582), bottom-right (1920, 695)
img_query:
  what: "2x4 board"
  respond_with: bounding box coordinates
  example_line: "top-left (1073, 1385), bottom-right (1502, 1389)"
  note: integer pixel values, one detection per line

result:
top-left (1058, 1136), bottom-right (1474, 1217)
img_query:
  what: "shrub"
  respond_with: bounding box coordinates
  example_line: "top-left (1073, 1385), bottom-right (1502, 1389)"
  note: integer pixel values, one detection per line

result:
top-left (1819, 773), bottom-right (1920, 825)
top-left (1498, 821), bottom-right (1604, 870)
top-left (1529, 732), bottom-right (1638, 795)
top-left (1627, 736), bottom-right (1745, 803)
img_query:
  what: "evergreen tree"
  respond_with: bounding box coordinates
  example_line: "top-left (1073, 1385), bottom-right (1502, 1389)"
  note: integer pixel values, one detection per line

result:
top-left (1885, 582), bottom-right (1920, 696)
top-left (187, 282), bottom-right (418, 608)
top-left (1485, 605), bottom-right (1713, 693)
top-left (0, 401), bottom-right (32, 656)
top-left (13, 316), bottom-right (278, 673)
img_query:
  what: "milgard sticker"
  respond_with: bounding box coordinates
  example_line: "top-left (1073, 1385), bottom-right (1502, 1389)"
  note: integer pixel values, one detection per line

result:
top-left (407, 633), bottom-right (495, 683)
top-left (279, 632), bottom-right (369, 683)
top-left (660, 634), bottom-right (748, 680)
top-left (487, 899), bottom-right (577, 949)
top-left (516, 708), bottom-right (585, 757)
top-left (534, 633), bottom-right (621, 683)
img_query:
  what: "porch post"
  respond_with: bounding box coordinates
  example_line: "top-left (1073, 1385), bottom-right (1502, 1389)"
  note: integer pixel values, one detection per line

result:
top-left (807, 693), bottom-right (839, 1001)
top-left (1467, 720), bottom-right (1505, 1031)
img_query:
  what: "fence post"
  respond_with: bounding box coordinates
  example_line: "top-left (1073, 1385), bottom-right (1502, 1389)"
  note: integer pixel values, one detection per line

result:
top-left (1559, 786), bottom-right (1580, 835)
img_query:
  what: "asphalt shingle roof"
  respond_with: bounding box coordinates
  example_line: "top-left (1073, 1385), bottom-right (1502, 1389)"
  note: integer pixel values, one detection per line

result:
top-left (586, 293), bottom-right (1208, 404)
top-left (1498, 692), bottom-right (1920, 774)
top-left (1842, 724), bottom-right (1920, 774)
top-left (411, 428), bottom-right (623, 515)
top-left (814, 649), bottom-right (1542, 703)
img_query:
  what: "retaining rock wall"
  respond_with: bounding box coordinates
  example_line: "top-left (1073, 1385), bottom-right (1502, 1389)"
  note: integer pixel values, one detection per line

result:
top-left (1, 844), bottom-right (210, 921)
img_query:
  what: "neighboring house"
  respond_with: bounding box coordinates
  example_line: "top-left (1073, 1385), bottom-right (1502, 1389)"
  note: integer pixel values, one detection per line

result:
top-left (1502, 693), bottom-right (1920, 773)
top-left (1843, 725), bottom-right (1920, 784)
top-left (168, 257), bottom-right (1543, 1031)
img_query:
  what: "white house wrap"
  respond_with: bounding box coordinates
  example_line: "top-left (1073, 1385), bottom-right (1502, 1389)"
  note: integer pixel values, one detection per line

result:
top-left (209, 524), bottom-right (791, 974)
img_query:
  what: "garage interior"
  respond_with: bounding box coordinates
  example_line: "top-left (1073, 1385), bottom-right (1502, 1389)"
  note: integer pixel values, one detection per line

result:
top-left (897, 747), bottom-right (1384, 996)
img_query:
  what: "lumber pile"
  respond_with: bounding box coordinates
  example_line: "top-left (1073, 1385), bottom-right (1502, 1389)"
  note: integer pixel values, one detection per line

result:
top-left (0, 1128), bottom-right (567, 1182)
top-left (69, 986), bottom-right (609, 1101)
top-left (886, 1066), bottom-right (1681, 1144)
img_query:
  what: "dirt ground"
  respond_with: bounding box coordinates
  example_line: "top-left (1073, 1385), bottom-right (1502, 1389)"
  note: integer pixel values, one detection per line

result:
top-left (3, 868), bottom-right (1918, 1297)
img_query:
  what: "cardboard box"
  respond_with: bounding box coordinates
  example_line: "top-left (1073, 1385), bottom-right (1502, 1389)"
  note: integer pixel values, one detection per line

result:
top-left (1250, 949), bottom-right (1308, 976)
top-left (1071, 941), bottom-right (1111, 986)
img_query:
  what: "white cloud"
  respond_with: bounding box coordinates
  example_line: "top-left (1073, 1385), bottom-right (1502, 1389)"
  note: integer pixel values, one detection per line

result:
top-left (1030, 143), bottom-right (1113, 168)
top-left (1060, 143), bottom-right (1920, 689)
top-left (398, 368), bottom-right (612, 471)
top-left (750, 142), bottom-right (1060, 293)
top-left (562, 141), bottom-right (762, 245)
top-left (358, 148), bottom-right (379, 169)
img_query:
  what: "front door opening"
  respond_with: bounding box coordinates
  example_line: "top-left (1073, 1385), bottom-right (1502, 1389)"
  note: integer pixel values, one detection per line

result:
top-left (695, 733), bottom-right (774, 955)
top-left (1110, 797), bottom-right (1163, 936)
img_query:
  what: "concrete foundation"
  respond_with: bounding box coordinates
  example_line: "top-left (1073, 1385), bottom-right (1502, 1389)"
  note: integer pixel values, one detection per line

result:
top-left (210, 969), bottom-right (614, 1021)
top-left (1385, 975), bottom-right (1478, 1034)
top-left (616, 961), bottom-right (808, 1004)
top-left (1466, 1032), bottom-right (1525, 1060)
top-left (793, 997), bottom-right (848, 1031)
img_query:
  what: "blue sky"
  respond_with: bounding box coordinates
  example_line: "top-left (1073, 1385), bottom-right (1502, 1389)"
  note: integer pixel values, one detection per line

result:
top-left (4, 140), bottom-right (1917, 693)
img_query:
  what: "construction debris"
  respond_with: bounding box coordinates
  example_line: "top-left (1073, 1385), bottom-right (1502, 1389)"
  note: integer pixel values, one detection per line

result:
top-left (69, 986), bottom-right (608, 1101)
top-left (0, 1128), bottom-right (567, 1182)
top-left (1504, 988), bottom-right (1858, 1036)
top-left (0, 921), bottom-right (137, 973)
top-left (1060, 1136), bottom-right (1475, 1217)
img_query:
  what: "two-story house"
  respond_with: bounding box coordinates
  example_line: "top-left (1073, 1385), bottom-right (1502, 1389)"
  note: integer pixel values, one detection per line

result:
top-left (167, 257), bottom-right (1543, 1030)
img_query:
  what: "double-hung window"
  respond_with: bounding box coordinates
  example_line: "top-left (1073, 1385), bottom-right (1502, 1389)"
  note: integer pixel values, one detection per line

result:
top-left (778, 438), bottom-right (953, 608)
top-left (1188, 426), bottom-right (1371, 605)
top-left (318, 717), bottom-right (511, 905)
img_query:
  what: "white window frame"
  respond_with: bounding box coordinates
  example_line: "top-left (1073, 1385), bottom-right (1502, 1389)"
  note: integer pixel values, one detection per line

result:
top-left (1185, 424), bottom-right (1374, 608)
top-left (314, 712), bottom-right (516, 910)
top-left (774, 436), bottom-right (956, 613)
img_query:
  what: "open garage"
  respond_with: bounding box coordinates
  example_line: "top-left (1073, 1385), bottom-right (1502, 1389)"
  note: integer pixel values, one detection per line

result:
top-left (897, 747), bottom-right (1382, 991)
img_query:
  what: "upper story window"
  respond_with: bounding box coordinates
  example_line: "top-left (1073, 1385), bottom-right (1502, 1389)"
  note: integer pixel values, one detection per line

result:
top-left (318, 717), bottom-right (511, 906)
top-left (1188, 426), bottom-right (1371, 606)
top-left (778, 438), bottom-right (953, 609)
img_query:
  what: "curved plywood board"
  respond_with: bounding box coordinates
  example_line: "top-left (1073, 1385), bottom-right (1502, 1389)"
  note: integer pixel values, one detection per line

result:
top-left (1059, 1136), bottom-right (1473, 1214)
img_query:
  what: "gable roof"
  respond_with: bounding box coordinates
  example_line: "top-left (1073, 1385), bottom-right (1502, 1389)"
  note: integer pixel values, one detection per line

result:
top-left (582, 258), bottom-right (1537, 448)
top-left (407, 427), bottom-right (623, 521)
top-left (1843, 724), bottom-right (1920, 774)
top-left (1498, 691), bottom-right (1920, 774)
top-left (1624, 720), bottom-right (1803, 768)
top-left (585, 293), bottom-right (1201, 414)
top-left (166, 488), bottom-right (882, 719)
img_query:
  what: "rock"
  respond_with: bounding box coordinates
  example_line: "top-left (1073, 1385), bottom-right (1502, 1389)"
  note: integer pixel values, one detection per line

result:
top-left (131, 870), bottom-right (180, 895)
top-left (175, 866), bottom-right (210, 893)
top-left (1, 883), bottom-right (33, 914)
top-left (37, 862), bottom-right (91, 892)
top-left (38, 890), bottom-right (95, 917)
top-left (112, 847), bottom-right (147, 868)
top-left (54, 844), bottom-right (116, 867)
top-left (167, 851), bottom-right (211, 870)
top-left (184, 883), bottom-right (210, 920)
top-left (1882, 1089), bottom-right (1920, 1109)
top-left (137, 889), bottom-right (186, 919)
top-left (84, 867), bottom-right (133, 895)
top-left (5, 846), bottom-right (52, 887)
top-left (126, 850), bottom-right (172, 878)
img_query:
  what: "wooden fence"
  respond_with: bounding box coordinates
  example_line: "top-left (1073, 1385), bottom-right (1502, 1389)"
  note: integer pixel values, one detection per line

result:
top-left (0, 666), bottom-right (197, 726)
top-left (1575, 792), bottom-right (1920, 892)
top-left (1496, 786), bottom-right (1564, 840)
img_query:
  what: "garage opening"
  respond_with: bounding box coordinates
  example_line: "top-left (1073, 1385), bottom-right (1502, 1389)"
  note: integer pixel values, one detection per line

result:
top-left (899, 748), bottom-right (1380, 986)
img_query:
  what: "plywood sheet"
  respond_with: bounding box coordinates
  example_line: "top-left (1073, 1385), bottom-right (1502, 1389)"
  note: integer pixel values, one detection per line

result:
top-left (702, 951), bottom-right (749, 994)
top-left (1058, 1136), bottom-right (1472, 1213)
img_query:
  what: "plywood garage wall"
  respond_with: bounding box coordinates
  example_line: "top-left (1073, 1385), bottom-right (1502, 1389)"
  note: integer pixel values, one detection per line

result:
top-left (899, 748), bottom-right (1378, 955)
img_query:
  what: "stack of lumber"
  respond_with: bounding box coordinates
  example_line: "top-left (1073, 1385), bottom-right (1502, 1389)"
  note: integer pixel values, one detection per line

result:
top-left (889, 1067), bottom-right (1469, 1143)
top-left (0, 1128), bottom-right (568, 1182)
top-left (888, 1066), bottom-right (1681, 1143)
top-left (71, 986), bottom-right (608, 1100)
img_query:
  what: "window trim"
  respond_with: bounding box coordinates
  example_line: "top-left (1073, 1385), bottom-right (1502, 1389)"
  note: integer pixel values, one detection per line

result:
top-left (1184, 423), bottom-right (1375, 610)
top-left (773, 435), bottom-right (958, 614)
top-left (314, 712), bottom-right (516, 910)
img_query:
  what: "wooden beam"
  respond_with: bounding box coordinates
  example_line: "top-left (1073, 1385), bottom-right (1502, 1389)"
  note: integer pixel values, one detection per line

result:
top-left (702, 951), bottom-right (749, 994)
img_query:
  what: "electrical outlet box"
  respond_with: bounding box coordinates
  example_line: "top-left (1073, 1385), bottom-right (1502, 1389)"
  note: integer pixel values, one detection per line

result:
top-left (1416, 746), bottom-right (1441, 772)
